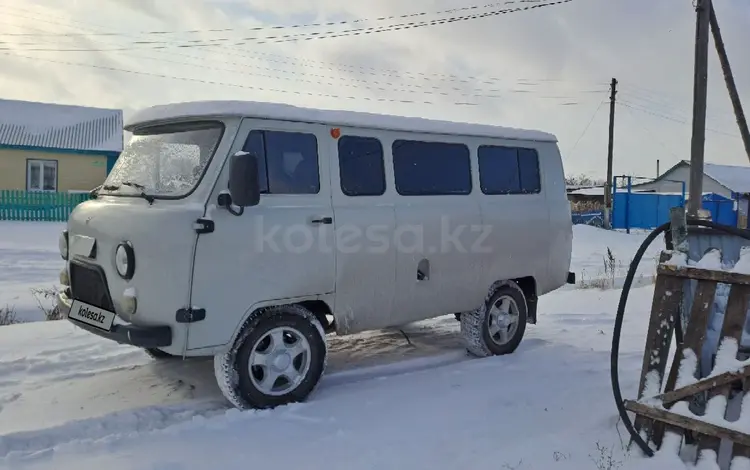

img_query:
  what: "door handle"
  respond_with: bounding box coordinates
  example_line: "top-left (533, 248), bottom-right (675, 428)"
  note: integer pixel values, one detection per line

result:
top-left (310, 217), bottom-right (333, 225)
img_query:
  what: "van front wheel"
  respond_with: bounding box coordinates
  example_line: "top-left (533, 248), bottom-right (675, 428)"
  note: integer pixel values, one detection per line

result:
top-left (214, 304), bottom-right (327, 410)
top-left (461, 282), bottom-right (528, 357)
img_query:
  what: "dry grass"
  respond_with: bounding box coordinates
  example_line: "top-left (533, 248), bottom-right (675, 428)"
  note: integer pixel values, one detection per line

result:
top-left (0, 305), bottom-right (22, 326)
top-left (589, 442), bottom-right (626, 470)
top-left (30, 286), bottom-right (64, 321)
top-left (571, 200), bottom-right (604, 213)
top-left (0, 285), bottom-right (64, 327)
top-left (577, 247), bottom-right (658, 290)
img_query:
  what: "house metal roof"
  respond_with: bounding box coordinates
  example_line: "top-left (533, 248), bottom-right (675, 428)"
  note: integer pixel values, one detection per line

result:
top-left (633, 160), bottom-right (750, 195)
top-left (702, 162), bottom-right (750, 194)
top-left (0, 98), bottom-right (123, 154)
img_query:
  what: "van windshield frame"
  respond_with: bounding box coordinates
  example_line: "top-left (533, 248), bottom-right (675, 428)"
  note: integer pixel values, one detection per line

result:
top-left (101, 120), bottom-right (226, 200)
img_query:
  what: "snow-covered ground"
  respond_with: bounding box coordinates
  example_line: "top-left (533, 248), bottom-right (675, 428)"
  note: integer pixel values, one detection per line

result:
top-left (0, 222), bottom-right (689, 470)
top-left (0, 223), bottom-right (64, 324)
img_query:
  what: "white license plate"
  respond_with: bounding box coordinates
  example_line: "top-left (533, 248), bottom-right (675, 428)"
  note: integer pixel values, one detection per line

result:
top-left (69, 300), bottom-right (116, 331)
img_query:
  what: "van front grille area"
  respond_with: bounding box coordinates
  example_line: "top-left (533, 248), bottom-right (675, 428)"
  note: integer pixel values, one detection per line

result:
top-left (69, 261), bottom-right (115, 312)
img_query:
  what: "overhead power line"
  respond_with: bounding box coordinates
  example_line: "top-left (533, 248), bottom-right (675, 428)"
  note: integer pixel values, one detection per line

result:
top-left (0, 0), bottom-right (594, 107)
top-left (618, 87), bottom-right (738, 123)
top-left (1, 0), bottom-right (574, 52)
top-left (617, 101), bottom-right (741, 139)
top-left (4, 52), bottom-right (457, 106)
top-left (0, 2), bottom-right (602, 92)
top-left (619, 104), bottom-right (681, 159)
top-left (8, 51), bottom-right (603, 108)
top-left (566, 99), bottom-right (607, 157)
top-left (0, 3), bottom-right (606, 107)
top-left (0, 0), bottom-right (548, 37)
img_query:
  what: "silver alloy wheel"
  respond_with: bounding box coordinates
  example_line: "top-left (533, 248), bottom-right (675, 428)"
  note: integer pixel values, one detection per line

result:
top-left (248, 326), bottom-right (311, 396)
top-left (487, 295), bottom-right (520, 346)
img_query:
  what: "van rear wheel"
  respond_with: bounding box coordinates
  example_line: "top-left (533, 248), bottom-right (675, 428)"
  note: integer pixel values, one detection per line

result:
top-left (461, 282), bottom-right (528, 357)
top-left (214, 304), bottom-right (327, 410)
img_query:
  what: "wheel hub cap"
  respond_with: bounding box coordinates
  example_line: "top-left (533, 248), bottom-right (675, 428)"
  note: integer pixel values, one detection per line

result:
top-left (272, 352), bottom-right (292, 371)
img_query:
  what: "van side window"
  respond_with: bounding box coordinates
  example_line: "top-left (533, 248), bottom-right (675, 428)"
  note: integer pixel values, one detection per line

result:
top-left (478, 145), bottom-right (541, 194)
top-left (242, 130), bottom-right (320, 194)
top-left (337, 136), bottom-right (386, 196)
top-left (392, 140), bottom-right (471, 195)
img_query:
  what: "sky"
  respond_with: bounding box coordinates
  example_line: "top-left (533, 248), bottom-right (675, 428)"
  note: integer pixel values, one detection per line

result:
top-left (1, 0), bottom-right (749, 180)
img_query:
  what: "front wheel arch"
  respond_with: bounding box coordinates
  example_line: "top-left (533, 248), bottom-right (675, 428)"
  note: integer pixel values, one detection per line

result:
top-left (213, 303), bottom-right (328, 409)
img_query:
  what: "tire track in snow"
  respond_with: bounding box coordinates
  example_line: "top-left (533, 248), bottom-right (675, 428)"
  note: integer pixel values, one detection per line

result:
top-left (0, 318), bottom-right (471, 459)
top-left (0, 351), bottom-right (475, 461)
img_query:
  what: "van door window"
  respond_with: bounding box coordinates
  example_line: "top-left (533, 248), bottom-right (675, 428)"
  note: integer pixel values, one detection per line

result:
top-left (242, 130), bottom-right (320, 194)
top-left (392, 140), bottom-right (471, 196)
top-left (337, 136), bottom-right (386, 196)
top-left (478, 145), bottom-right (541, 195)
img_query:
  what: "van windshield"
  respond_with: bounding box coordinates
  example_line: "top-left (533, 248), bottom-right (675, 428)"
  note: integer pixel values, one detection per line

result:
top-left (102, 121), bottom-right (225, 198)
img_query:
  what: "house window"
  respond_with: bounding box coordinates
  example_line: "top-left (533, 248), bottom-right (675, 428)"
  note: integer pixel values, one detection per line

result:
top-left (27, 159), bottom-right (58, 192)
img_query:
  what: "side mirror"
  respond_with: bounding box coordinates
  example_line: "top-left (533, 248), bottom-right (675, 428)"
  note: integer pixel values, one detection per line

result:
top-left (227, 151), bottom-right (260, 207)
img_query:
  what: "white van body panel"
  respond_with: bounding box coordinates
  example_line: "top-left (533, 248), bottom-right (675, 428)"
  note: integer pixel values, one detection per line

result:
top-left (478, 139), bottom-right (554, 296)
top-left (65, 198), bottom-right (202, 355)
top-left (187, 118), bottom-right (337, 350)
top-left (326, 126), bottom-right (398, 334)
top-left (543, 143), bottom-right (574, 293)
top-left (59, 100), bottom-right (572, 359)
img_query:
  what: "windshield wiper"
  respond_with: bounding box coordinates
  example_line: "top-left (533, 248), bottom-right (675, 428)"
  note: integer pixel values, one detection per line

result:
top-left (97, 181), bottom-right (155, 204)
top-left (121, 182), bottom-right (156, 205)
top-left (121, 181), bottom-right (146, 191)
top-left (90, 184), bottom-right (117, 198)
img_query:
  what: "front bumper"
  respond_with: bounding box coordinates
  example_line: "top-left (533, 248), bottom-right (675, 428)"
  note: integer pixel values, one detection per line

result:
top-left (58, 289), bottom-right (172, 349)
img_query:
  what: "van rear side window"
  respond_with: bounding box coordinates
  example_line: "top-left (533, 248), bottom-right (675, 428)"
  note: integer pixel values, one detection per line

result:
top-left (478, 145), bottom-right (541, 195)
top-left (392, 140), bottom-right (471, 196)
top-left (243, 130), bottom-right (320, 194)
top-left (337, 136), bottom-right (386, 196)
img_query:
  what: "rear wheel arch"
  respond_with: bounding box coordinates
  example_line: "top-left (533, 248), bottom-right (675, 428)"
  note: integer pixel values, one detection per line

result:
top-left (461, 281), bottom-right (528, 357)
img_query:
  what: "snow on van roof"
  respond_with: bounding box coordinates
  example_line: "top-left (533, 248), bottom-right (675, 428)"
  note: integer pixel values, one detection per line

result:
top-left (125, 100), bottom-right (558, 143)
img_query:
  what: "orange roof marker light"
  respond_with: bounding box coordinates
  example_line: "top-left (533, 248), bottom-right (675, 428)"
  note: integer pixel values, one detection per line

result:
top-left (330, 127), bottom-right (341, 139)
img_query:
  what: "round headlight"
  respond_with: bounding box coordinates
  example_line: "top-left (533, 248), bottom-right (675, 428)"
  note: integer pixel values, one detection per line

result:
top-left (115, 242), bottom-right (135, 279)
top-left (59, 231), bottom-right (69, 260)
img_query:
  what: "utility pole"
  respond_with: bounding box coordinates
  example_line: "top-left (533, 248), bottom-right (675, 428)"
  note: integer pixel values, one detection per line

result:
top-left (687, 0), bottom-right (712, 217)
top-left (603, 77), bottom-right (617, 229)
top-left (709, 4), bottom-right (750, 162)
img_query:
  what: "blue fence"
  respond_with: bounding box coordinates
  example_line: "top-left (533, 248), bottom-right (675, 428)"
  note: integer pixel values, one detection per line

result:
top-left (701, 193), bottom-right (738, 227)
top-left (612, 192), bottom-right (685, 231)
top-left (611, 176), bottom-right (740, 231)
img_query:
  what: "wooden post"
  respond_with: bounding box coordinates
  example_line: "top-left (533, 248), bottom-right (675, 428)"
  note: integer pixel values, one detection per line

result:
top-left (688, 0), bottom-right (712, 217)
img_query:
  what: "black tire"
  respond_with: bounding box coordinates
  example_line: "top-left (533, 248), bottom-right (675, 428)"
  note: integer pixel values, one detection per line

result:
top-left (460, 282), bottom-right (528, 357)
top-left (214, 304), bottom-right (327, 410)
top-left (143, 347), bottom-right (175, 359)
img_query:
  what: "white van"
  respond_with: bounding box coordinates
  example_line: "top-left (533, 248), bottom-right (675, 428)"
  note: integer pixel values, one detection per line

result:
top-left (57, 100), bottom-right (574, 409)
